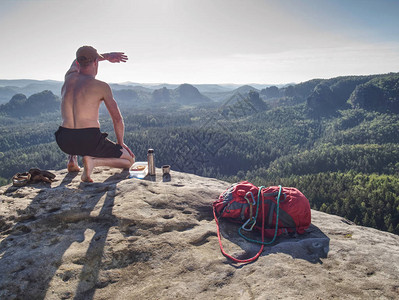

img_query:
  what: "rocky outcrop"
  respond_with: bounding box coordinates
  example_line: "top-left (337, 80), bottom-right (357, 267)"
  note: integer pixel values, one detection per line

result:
top-left (152, 87), bottom-right (171, 103)
top-left (0, 90), bottom-right (60, 117)
top-left (173, 84), bottom-right (212, 104)
top-left (1, 168), bottom-right (398, 299)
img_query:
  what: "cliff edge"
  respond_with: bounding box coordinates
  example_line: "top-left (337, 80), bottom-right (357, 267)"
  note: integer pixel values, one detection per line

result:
top-left (1, 168), bottom-right (398, 299)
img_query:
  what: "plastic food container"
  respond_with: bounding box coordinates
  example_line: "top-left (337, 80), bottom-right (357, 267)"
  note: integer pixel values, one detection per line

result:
top-left (129, 162), bottom-right (148, 179)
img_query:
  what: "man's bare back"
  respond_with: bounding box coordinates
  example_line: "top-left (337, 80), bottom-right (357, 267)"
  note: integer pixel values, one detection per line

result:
top-left (55, 46), bottom-right (134, 182)
top-left (61, 74), bottom-right (108, 129)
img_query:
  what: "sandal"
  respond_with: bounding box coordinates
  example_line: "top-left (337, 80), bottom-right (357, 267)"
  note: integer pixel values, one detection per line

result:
top-left (12, 172), bottom-right (31, 187)
top-left (29, 168), bottom-right (56, 183)
top-left (12, 169), bottom-right (56, 186)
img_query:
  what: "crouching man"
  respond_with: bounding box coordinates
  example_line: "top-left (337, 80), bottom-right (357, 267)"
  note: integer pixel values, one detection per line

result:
top-left (55, 46), bottom-right (135, 182)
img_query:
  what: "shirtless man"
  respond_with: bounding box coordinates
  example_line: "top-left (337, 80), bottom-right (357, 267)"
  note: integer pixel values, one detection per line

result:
top-left (55, 46), bottom-right (135, 182)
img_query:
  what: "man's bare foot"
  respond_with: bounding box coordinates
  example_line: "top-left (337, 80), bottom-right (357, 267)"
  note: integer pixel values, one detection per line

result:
top-left (67, 162), bottom-right (80, 172)
top-left (67, 155), bottom-right (80, 172)
top-left (81, 156), bottom-right (95, 182)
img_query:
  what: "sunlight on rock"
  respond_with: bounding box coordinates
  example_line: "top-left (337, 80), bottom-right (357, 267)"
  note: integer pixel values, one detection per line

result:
top-left (45, 229), bottom-right (96, 299)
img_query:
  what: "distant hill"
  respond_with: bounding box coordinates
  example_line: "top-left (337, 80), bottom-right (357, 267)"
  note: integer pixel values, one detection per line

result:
top-left (202, 85), bottom-right (260, 102)
top-left (0, 80), bottom-right (215, 110)
top-left (120, 83), bottom-right (261, 105)
top-left (109, 83), bottom-right (153, 93)
top-left (193, 84), bottom-right (233, 93)
top-left (151, 87), bottom-right (171, 103)
top-left (233, 85), bottom-right (259, 94)
top-left (349, 74), bottom-right (399, 113)
top-left (257, 72), bottom-right (399, 115)
top-left (2, 74), bottom-right (398, 114)
top-left (112, 88), bottom-right (151, 109)
top-left (112, 84), bottom-right (213, 109)
top-left (0, 90), bottom-right (60, 117)
top-left (0, 86), bottom-right (19, 104)
top-left (172, 84), bottom-right (212, 104)
top-left (0, 79), bottom-right (271, 106)
top-left (0, 80), bottom-right (62, 104)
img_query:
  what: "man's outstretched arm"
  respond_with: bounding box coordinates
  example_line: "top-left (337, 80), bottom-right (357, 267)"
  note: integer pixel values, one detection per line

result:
top-left (99, 52), bottom-right (128, 63)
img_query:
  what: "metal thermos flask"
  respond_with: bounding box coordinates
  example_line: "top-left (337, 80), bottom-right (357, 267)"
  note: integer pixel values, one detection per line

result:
top-left (147, 149), bottom-right (155, 176)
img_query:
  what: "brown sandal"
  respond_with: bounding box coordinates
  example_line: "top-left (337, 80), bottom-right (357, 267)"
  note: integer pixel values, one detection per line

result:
top-left (12, 169), bottom-right (56, 186)
top-left (12, 172), bottom-right (31, 187)
top-left (29, 168), bottom-right (56, 183)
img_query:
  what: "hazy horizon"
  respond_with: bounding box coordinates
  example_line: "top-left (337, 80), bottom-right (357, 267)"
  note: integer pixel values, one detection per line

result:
top-left (0, 78), bottom-right (295, 86)
top-left (0, 78), bottom-right (295, 91)
top-left (1, 0), bottom-right (398, 85)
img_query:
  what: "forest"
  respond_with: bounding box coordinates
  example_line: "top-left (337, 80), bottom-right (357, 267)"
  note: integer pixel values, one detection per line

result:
top-left (0, 72), bottom-right (398, 234)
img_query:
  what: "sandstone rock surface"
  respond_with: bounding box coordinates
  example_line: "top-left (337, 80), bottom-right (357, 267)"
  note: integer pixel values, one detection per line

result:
top-left (1, 168), bottom-right (398, 299)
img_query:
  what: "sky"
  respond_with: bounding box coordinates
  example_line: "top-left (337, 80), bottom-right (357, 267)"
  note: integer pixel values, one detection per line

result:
top-left (0, 0), bottom-right (398, 85)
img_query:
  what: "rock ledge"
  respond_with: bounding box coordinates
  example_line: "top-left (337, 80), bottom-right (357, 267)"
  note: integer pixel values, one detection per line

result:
top-left (1, 168), bottom-right (398, 299)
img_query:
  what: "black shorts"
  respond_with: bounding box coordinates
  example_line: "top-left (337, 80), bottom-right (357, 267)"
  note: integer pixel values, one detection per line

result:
top-left (55, 127), bottom-right (123, 158)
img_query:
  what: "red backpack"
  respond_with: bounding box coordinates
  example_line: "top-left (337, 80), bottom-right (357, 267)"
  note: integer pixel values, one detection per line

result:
top-left (213, 181), bottom-right (311, 263)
